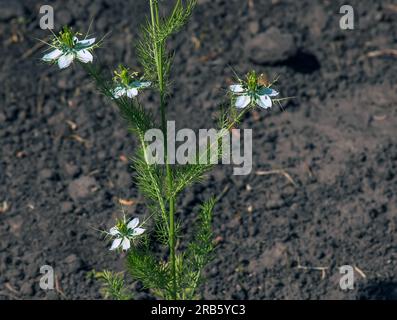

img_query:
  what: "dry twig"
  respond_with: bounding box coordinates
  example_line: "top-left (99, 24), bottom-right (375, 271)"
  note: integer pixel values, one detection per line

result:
top-left (55, 275), bottom-right (68, 300)
top-left (256, 169), bottom-right (297, 187)
top-left (296, 260), bottom-right (329, 280)
top-left (118, 198), bottom-right (136, 206)
top-left (354, 266), bottom-right (367, 279)
top-left (367, 49), bottom-right (397, 58)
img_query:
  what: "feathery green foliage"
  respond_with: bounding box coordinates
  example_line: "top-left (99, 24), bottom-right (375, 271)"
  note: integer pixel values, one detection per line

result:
top-left (182, 198), bottom-right (216, 299)
top-left (95, 270), bottom-right (132, 300)
top-left (40, 0), bottom-right (280, 300)
top-left (137, 0), bottom-right (197, 90)
top-left (126, 247), bottom-right (171, 298)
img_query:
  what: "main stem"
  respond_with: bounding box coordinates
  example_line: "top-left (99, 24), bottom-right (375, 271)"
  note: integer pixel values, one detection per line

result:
top-left (149, 0), bottom-right (177, 300)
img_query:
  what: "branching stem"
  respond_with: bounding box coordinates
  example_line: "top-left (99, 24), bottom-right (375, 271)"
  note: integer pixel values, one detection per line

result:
top-left (149, 0), bottom-right (177, 300)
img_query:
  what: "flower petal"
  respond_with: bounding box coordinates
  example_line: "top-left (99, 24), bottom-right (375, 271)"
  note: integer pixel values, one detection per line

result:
top-left (113, 87), bottom-right (125, 98)
top-left (135, 81), bottom-right (151, 88)
top-left (257, 95), bottom-right (272, 109)
top-left (58, 53), bottom-right (75, 69)
top-left (110, 238), bottom-right (122, 250)
top-left (42, 49), bottom-right (63, 62)
top-left (235, 95), bottom-right (251, 108)
top-left (258, 87), bottom-right (279, 97)
top-left (126, 88), bottom-right (138, 98)
top-left (121, 238), bottom-right (131, 251)
top-left (230, 84), bottom-right (244, 93)
top-left (132, 227), bottom-right (145, 236)
top-left (76, 49), bottom-right (93, 63)
top-left (77, 38), bottom-right (96, 47)
top-left (267, 89), bottom-right (279, 97)
top-left (127, 218), bottom-right (139, 230)
top-left (109, 227), bottom-right (119, 236)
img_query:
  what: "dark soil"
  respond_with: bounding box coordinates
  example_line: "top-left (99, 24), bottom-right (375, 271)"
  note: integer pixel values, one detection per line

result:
top-left (1, 0), bottom-right (397, 300)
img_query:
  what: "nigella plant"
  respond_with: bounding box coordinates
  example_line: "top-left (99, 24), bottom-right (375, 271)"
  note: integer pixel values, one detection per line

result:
top-left (229, 71), bottom-right (280, 109)
top-left (112, 65), bottom-right (152, 99)
top-left (40, 0), bottom-right (286, 300)
top-left (108, 216), bottom-right (146, 251)
top-left (42, 26), bottom-right (99, 69)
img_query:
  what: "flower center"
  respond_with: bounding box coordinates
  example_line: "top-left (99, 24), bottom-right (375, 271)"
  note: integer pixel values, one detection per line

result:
top-left (116, 221), bottom-right (129, 236)
top-left (114, 65), bottom-right (139, 87)
top-left (59, 26), bottom-right (76, 49)
top-left (246, 71), bottom-right (259, 93)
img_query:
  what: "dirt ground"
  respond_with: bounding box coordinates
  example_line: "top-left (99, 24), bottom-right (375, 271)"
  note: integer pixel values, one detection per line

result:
top-left (1, 0), bottom-right (397, 300)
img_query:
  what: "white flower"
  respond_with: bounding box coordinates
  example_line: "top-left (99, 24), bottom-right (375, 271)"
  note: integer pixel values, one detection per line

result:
top-left (42, 37), bottom-right (96, 69)
top-left (112, 81), bottom-right (152, 99)
top-left (109, 217), bottom-right (146, 251)
top-left (229, 84), bottom-right (279, 109)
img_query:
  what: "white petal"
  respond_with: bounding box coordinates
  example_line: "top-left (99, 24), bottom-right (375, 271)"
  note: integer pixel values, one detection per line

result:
top-left (76, 49), bottom-right (93, 63)
top-left (110, 238), bottom-right (122, 250)
top-left (121, 238), bottom-right (131, 251)
top-left (132, 227), bottom-right (145, 236)
top-left (257, 95), bottom-right (272, 109)
top-left (258, 87), bottom-right (279, 97)
top-left (267, 89), bottom-right (279, 97)
top-left (42, 49), bottom-right (62, 62)
top-left (137, 81), bottom-right (151, 88)
top-left (127, 218), bottom-right (139, 230)
top-left (230, 84), bottom-right (244, 93)
top-left (126, 88), bottom-right (138, 98)
top-left (109, 227), bottom-right (119, 236)
top-left (58, 53), bottom-right (75, 69)
top-left (113, 87), bottom-right (125, 98)
top-left (78, 38), bottom-right (96, 47)
top-left (131, 81), bottom-right (151, 88)
top-left (235, 95), bottom-right (251, 108)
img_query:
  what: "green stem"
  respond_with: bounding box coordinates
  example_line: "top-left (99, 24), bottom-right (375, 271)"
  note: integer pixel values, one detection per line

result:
top-left (149, 0), bottom-right (177, 300)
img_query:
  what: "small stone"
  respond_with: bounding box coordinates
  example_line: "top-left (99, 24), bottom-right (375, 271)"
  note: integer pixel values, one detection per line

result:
top-left (64, 254), bottom-right (83, 273)
top-left (64, 163), bottom-right (81, 178)
top-left (247, 243), bottom-right (286, 276)
top-left (68, 176), bottom-right (97, 201)
top-left (248, 21), bottom-right (259, 34)
top-left (246, 27), bottom-right (296, 65)
top-left (39, 169), bottom-right (54, 180)
top-left (60, 201), bottom-right (74, 214)
top-left (266, 194), bottom-right (284, 210)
